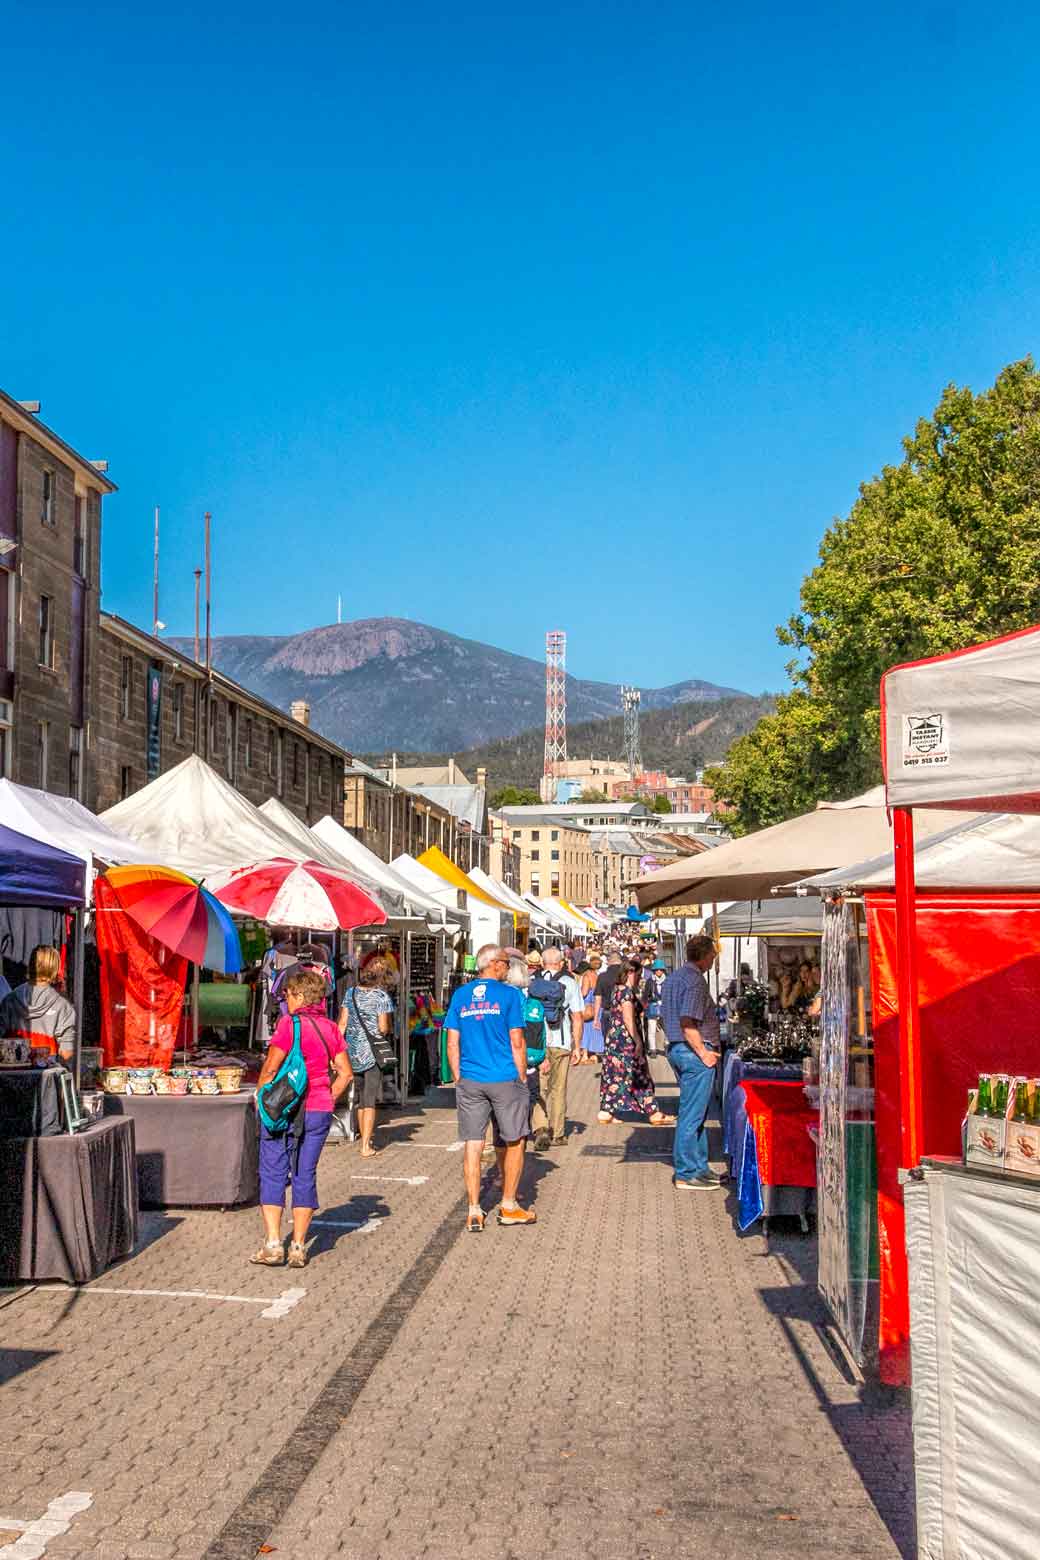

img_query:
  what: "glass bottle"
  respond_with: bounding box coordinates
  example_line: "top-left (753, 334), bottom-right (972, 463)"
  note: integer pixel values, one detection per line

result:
top-left (1012, 1081), bottom-right (1030, 1122)
top-left (976, 1074), bottom-right (994, 1116)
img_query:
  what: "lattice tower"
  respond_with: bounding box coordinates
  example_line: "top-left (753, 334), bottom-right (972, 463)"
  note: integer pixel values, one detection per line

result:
top-left (543, 630), bottom-right (568, 778)
top-left (621, 684), bottom-right (642, 777)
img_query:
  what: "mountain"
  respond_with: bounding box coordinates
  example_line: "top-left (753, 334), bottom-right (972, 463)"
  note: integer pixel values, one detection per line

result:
top-left (168, 618), bottom-right (746, 753)
top-left (362, 692), bottom-right (777, 794)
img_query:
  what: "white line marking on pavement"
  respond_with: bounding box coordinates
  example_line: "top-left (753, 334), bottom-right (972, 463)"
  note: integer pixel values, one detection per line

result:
top-left (312, 1215), bottom-right (384, 1235)
top-left (83, 1285), bottom-right (306, 1319)
top-left (0, 1490), bottom-right (92, 1558)
top-left (350, 1173), bottom-right (429, 1186)
top-left (393, 1140), bottom-right (464, 1152)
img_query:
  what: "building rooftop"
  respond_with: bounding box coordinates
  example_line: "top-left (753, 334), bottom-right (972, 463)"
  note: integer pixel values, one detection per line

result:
top-left (0, 389), bottom-right (118, 493)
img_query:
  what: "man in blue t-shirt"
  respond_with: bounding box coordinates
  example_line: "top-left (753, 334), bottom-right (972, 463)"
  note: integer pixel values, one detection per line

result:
top-left (445, 944), bottom-right (536, 1233)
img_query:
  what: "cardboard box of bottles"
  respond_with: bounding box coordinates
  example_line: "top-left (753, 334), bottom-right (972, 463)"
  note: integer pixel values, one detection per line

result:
top-left (1004, 1081), bottom-right (1040, 1178)
top-left (964, 1088), bottom-right (1007, 1169)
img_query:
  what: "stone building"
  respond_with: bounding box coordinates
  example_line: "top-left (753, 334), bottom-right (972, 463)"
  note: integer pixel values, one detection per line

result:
top-left (343, 761), bottom-right (453, 863)
top-left (507, 818), bottom-right (595, 903)
top-left (95, 614), bottom-right (348, 822)
top-left (0, 391), bottom-right (115, 804)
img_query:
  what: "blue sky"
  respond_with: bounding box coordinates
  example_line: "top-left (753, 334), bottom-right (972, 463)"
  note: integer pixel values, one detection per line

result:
top-left (5, 1), bottom-right (1038, 694)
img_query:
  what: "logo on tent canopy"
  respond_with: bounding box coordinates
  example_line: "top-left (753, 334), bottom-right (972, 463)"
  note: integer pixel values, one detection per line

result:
top-left (902, 713), bottom-right (949, 768)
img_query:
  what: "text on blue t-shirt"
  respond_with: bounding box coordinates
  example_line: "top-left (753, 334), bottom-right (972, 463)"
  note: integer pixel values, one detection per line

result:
top-left (444, 977), bottom-right (525, 1083)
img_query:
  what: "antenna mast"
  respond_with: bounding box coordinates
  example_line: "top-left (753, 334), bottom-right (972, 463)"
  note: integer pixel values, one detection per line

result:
top-left (152, 506), bottom-right (160, 636)
top-left (204, 511), bottom-right (212, 671)
top-left (543, 630), bottom-right (568, 795)
top-left (621, 685), bottom-right (642, 778)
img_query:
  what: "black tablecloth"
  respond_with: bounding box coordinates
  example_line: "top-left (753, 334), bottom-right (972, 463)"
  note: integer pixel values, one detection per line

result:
top-left (0, 1118), bottom-right (137, 1282)
top-left (0, 1067), bottom-right (64, 1138)
top-left (101, 1092), bottom-right (259, 1207)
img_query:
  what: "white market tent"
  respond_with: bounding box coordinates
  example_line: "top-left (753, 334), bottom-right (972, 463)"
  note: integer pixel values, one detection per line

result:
top-left (882, 625), bottom-right (1040, 813)
top-left (101, 755), bottom-right (352, 880)
top-left (633, 787), bottom-right (968, 911)
top-left (0, 778), bottom-right (154, 872)
top-left (468, 867), bottom-right (554, 937)
top-left (523, 894), bottom-right (572, 935)
top-left (528, 896), bottom-right (590, 936)
top-left (391, 853), bottom-right (485, 943)
top-left (800, 810), bottom-right (1040, 894)
top-left (257, 798), bottom-right (410, 921)
top-left (310, 813), bottom-right (459, 926)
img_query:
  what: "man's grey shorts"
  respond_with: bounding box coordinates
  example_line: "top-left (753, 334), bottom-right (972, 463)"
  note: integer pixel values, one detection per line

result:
top-left (456, 1075), bottom-right (531, 1146)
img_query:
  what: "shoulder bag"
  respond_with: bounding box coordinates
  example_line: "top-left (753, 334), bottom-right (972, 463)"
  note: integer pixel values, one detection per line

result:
top-left (350, 989), bottom-right (397, 1074)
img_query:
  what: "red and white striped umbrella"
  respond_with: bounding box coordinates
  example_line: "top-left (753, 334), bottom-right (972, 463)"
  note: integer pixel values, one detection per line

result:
top-left (212, 858), bottom-right (386, 932)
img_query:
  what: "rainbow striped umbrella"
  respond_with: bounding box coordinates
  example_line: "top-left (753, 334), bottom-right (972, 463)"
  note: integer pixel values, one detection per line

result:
top-left (103, 864), bottom-right (243, 973)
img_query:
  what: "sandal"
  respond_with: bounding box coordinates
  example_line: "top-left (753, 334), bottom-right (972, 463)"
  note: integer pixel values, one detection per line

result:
top-left (648, 1113), bottom-right (671, 1127)
top-left (597, 1111), bottom-right (615, 1125)
top-left (465, 1210), bottom-right (486, 1233)
top-left (359, 1145), bottom-right (381, 1158)
top-left (249, 1240), bottom-right (284, 1266)
top-left (286, 1241), bottom-right (308, 1269)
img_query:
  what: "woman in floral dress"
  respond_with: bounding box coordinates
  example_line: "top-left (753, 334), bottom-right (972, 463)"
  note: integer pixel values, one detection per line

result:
top-left (597, 960), bottom-right (669, 1126)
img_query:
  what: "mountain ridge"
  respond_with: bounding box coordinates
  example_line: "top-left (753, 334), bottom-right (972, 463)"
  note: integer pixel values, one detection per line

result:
top-left (167, 617), bottom-right (747, 753)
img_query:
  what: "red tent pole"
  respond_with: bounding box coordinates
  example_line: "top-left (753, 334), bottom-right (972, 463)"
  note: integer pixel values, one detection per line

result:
top-left (893, 806), bottom-right (923, 1167)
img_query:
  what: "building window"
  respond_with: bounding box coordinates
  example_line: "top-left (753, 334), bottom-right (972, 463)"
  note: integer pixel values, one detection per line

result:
top-left (68, 726), bottom-right (83, 799)
top-left (267, 724), bottom-right (277, 778)
top-left (38, 721), bottom-right (49, 789)
top-left (531, 830), bottom-right (540, 841)
top-left (227, 705), bottom-right (237, 780)
top-left (120, 764), bottom-right (133, 800)
top-left (277, 730), bottom-right (285, 796)
top-left (41, 470), bottom-right (55, 526)
top-left (304, 747), bottom-right (311, 807)
top-left (121, 655), bottom-right (132, 718)
top-left (0, 700), bottom-right (12, 779)
top-left (292, 742), bottom-right (300, 788)
top-left (208, 695), bottom-right (218, 759)
top-left (73, 496), bottom-right (86, 577)
top-left (244, 718), bottom-right (253, 769)
top-left (530, 849), bottom-right (540, 861)
top-left (317, 757), bottom-right (326, 797)
top-left (531, 876), bottom-right (540, 895)
top-left (512, 830), bottom-right (520, 840)
top-left (551, 830), bottom-right (558, 841)
top-left (173, 682), bottom-right (184, 741)
top-left (38, 595), bottom-right (54, 668)
top-left (551, 849), bottom-right (559, 861)
top-left (551, 873), bottom-right (560, 893)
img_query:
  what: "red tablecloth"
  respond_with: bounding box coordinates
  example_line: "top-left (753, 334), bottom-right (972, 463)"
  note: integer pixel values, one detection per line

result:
top-left (740, 1080), bottom-right (817, 1189)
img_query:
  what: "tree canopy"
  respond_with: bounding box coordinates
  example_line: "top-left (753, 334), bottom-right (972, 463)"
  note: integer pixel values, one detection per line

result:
top-left (489, 785), bottom-right (541, 809)
top-left (707, 359), bottom-right (1040, 832)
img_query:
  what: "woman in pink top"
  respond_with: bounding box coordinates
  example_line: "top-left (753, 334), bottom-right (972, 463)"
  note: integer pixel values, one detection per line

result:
top-left (252, 969), bottom-right (352, 1269)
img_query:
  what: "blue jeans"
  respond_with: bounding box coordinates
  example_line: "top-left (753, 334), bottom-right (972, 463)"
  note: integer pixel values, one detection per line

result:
top-left (259, 1110), bottom-right (333, 1209)
top-left (668, 1044), bottom-right (715, 1181)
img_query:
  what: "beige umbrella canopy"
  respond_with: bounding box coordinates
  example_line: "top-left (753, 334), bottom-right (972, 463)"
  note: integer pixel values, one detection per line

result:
top-left (632, 787), bottom-right (969, 911)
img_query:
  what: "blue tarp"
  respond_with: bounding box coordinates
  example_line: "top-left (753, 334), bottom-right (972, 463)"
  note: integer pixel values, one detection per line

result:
top-left (626, 905), bottom-right (650, 921)
top-left (0, 823), bottom-right (86, 907)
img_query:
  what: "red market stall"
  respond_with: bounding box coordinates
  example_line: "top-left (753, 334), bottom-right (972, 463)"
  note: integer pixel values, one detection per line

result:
top-left (879, 624), bottom-right (1040, 1560)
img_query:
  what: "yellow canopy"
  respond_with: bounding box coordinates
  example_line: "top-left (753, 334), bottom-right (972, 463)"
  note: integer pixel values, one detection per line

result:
top-left (417, 846), bottom-right (514, 913)
top-left (557, 897), bottom-right (598, 930)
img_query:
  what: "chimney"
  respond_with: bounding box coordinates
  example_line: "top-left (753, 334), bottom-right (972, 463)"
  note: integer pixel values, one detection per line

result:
top-left (476, 766), bottom-right (487, 790)
top-left (290, 699), bottom-right (311, 727)
top-left (448, 756), bottom-right (456, 784)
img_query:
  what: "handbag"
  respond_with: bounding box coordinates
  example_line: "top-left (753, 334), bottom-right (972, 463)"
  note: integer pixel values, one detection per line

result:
top-left (350, 989), bottom-right (397, 1074)
top-left (257, 1015), bottom-right (309, 1133)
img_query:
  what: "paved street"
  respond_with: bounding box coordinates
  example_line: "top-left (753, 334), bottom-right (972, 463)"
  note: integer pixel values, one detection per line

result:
top-left (0, 1063), bottom-right (914, 1560)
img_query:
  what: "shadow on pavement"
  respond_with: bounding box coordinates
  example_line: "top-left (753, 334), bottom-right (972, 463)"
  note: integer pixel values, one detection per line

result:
top-left (0, 1347), bottom-right (58, 1385)
top-left (757, 1276), bottom-right (915, 1559)
top-left (309, 1192), bottom-right (391, 1254)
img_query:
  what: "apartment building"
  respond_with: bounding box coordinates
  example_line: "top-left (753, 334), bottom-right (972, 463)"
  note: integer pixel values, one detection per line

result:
top-left (508, 818), bottom-right (595, 902)
top-left (343, 762), bottom-right (453, 862)
top-left (0, 391), bottom-right (114, 804)
top-left (95, 615), bottom-right (348, 822)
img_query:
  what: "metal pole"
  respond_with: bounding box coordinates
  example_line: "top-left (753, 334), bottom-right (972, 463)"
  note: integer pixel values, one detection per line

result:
top-left (152, 506), bottom-right (160, 636)
top-left (400, 928), bottom-right (412, 1098)
top-left (204, 512), bottom-right (212, 671)
top-left (193, 569), bottom-right (201, 663)
top-left (893, 807), bottom-right (922, 1168)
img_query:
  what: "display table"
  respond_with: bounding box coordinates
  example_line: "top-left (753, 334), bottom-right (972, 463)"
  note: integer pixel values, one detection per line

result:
top-left (0, 1118), bottom-right (137, 1282)
top-left (102, 1092), bottom-right (258, 1207)
top-left (720, 1052), bottom-right (803, 1151)
top-left (730, 1079), bottom-right (817, 1230)
top-left (0, 1067), bottom-right (65, 1138)
top-left (904, 1156), bottom-right (1040, 1560)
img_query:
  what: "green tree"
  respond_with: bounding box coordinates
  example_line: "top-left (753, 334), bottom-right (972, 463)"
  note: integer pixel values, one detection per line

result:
top-left (578, 787), bottom-right (609, 802)
top-left (709, 360), bottom-right (1040, 833)
top-left (650, 794), bottom-right (672, 813)
top-left (489, 785), bottom-right (541, 809)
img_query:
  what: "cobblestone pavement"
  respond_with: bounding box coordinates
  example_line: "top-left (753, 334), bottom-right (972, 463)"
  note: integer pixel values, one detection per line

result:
top-left (0, 1062), bottom-right (915, 1560)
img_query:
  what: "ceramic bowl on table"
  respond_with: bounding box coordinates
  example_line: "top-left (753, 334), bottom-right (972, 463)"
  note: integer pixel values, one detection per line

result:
top-left (151, 1072), bottom-right (173, 1094)
top-left (167, 1072), bottom-right (191, 1095)
top-left (128, 1070), bottom-right (155, 1095)
top-left (214, 1066), bottom-right (244, 1094)
top-left (100, 1068), bottom-right (128, 1095)
top-left (192, 1069), bottom-right (220, 1096)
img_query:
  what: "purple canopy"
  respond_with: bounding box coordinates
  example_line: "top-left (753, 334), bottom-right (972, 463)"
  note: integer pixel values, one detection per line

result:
top-left (0, 823), bottom-right (86, 907)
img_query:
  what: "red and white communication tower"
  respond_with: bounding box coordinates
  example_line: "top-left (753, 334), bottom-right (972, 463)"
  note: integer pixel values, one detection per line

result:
top-left (543, 629), bottom-right (568, 788)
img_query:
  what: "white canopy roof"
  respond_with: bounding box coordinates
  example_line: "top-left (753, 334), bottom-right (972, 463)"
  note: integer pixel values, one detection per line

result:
top-left (634, 787), bottom-right (967, 910)
top-left (527, 896), bottom-right (589, 935)
top-left (390, 853), bottom-right (473, 926)
top-left (883, 626), bottom-right (1040, 813)
top-left (101, 756), bottom-right (332, 879)
top-left (522, 894), bottom-right (570, 933)
top-left (309, 813), bottom-right (460, 927)
top-left (801, 811), bottom-right (1040, 894)
top-left (0, 778), bottom-right (154, 870)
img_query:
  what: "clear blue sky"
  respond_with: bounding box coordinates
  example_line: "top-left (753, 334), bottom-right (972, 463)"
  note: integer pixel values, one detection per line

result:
top-left (5, 1), bottom-right (1038, 694)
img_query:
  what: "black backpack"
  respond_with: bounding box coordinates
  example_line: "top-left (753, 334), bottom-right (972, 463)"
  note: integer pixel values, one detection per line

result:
top-left (528, 972), bottom-right (568, 1027)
